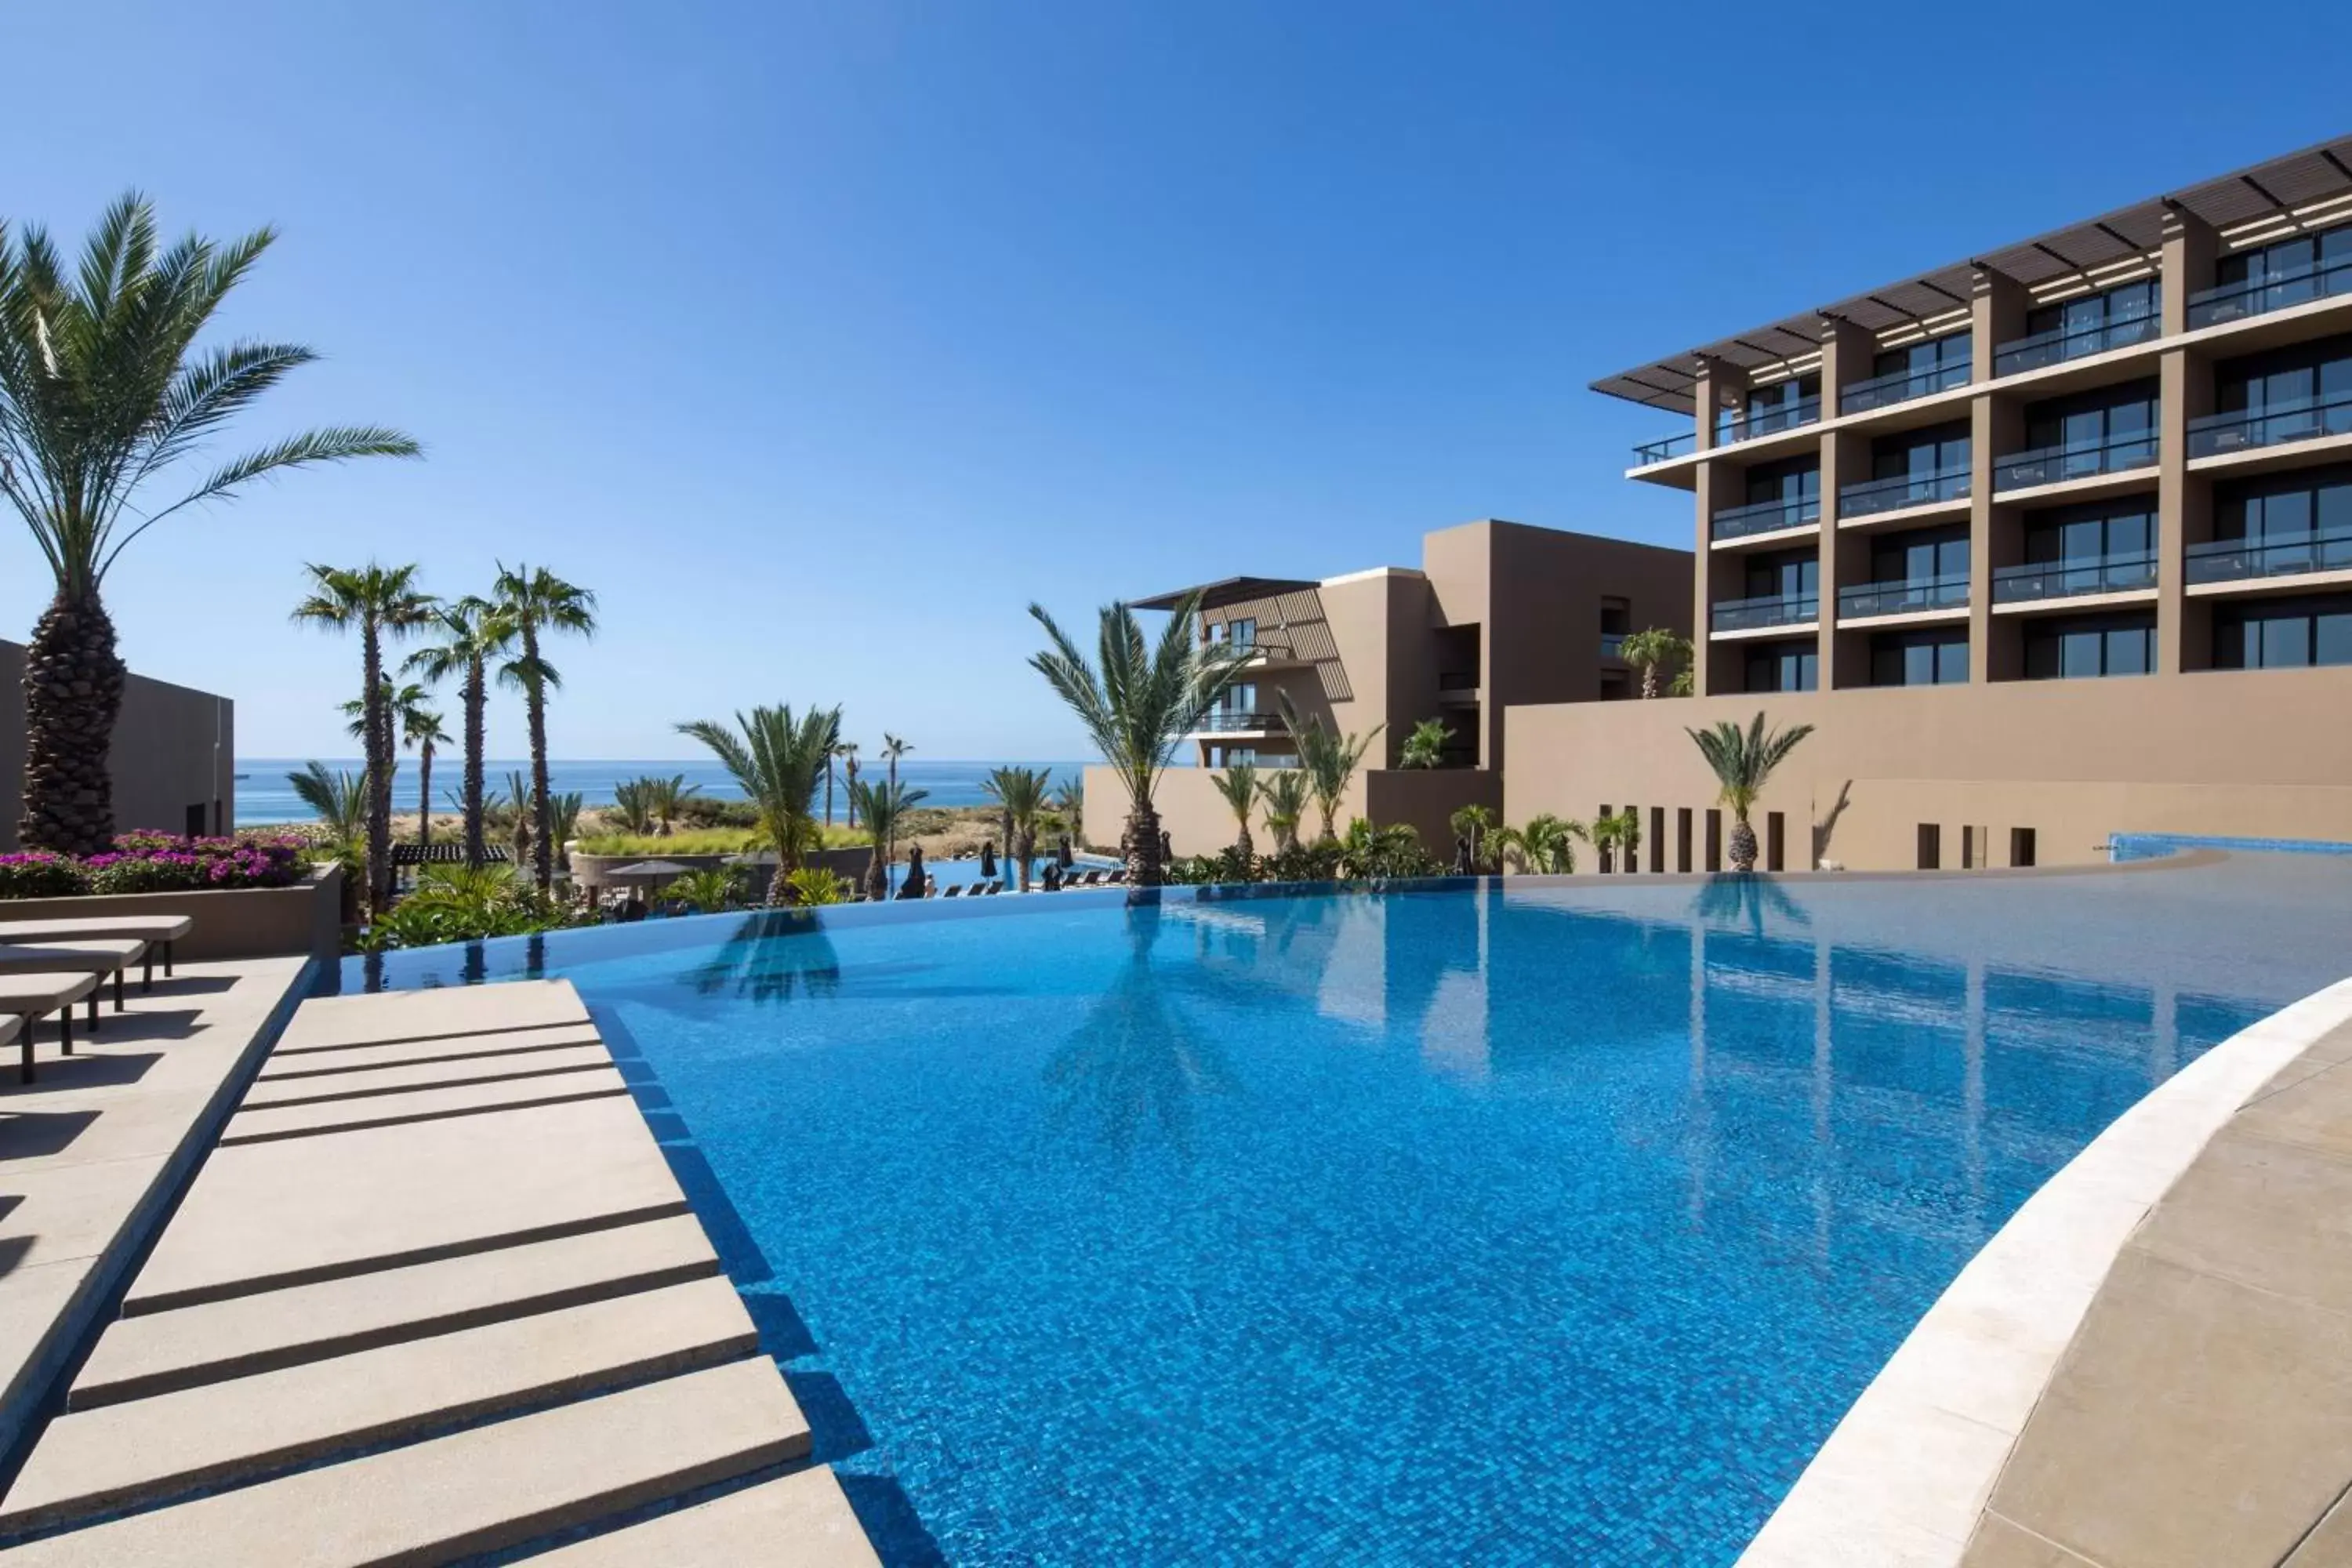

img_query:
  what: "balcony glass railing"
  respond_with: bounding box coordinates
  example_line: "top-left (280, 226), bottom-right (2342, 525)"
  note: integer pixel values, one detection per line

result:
top-left (1992, 313), bottom-right (2161, 376)
top-left (2186, 256), bottom-right (2352, 330)
top-left (2185, 388), bottom-right (2352, 459)
top-left (1716, 396), bottom-right (1821, 448)
top-left (2185, 526), bottom-right (2352, 585)
top-left (1634, 430), bottom-right (1700, 465)
top-left (1711, 591), bottom-right (1820, 633)
top-left (1838, 358), bottom-right (1973, 416)
top-left (1199, 710), bottom-right (1283, 733)
top-left (1837, 575), bottom-right (1970, 619)
top-left (1991, 552), bottom-right (2158, 604)
top-left (1993, 431), bottom-right (2158, 492)
top-left (1711, 493), bottom-right (1820, 541)
top-left (1838, 465), bottom-right (1972, 520)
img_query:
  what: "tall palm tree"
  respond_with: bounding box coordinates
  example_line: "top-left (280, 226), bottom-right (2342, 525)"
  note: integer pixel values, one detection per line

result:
top-left (404, 596), bottom-right (511, 870)
top-left (339, 681), bottom-right (448, 850)
top-left (492, 564), bottom-right (597, 893)
top-left (982, 765), bottom-right (1053, 892)
top-left (0, 195), bottom-right (419, 853)
top-left (848, 777), bottom-right (927, 901)
top-left (644, 773), bottom-right (699, 836)
top-left (1210, 761), bottom-right (1259, 863)
top-left (1027, 593), bottom-right (1247, 887)
top-left (836, 742), bottom-right (861, 827)
top-left (1258, 769), bottom-right (1310, 855)
top-left (1276, 691), bottom-right (1382, 845)
top-left (1688, 712), bottom-right (1816, 873)
top-left (881, 733), bottom-right (913, 790)
top-left (1619, 628), bottom-right (1693, 700)
top-left (293, 564), bottom-right (435, 916)
top-left (676, 705), bottom-right (842, 904)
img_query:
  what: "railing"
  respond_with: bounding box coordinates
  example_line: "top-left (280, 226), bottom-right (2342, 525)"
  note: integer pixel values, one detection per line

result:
top-left (1436, 670), bottom-right (1479, 691)
top-left (1197, 710), bottom-right (1283, 733)
top-left (1838, 358), bottom-right (1973, 416)
top-left (1991, 552), bottom-right (2158, 604)
top-left (1992, 311), bottom-right (2161, 376)
top-left (2185, 526), bottom-right (2352, 585)
top-left (2186, 255), bottom-right (2352, 330)
top-left (1634, 430), bottom-right (1700, 465)
top-left (1837, 575), bottom-right (1970, 619)
top-left (1710, 592), bottom-right (1820, 633)
top-left (1838, 465), bottom-right (1972, 520)
top-left (1993, 430), bottom-right (2158, 492)
top-left (2185, 387), bottom-right (2352, 459)
top-left (1598, 633), bottom-right (1626, 660)
top-left (1716, 395), bottom-right (1821, 447)
top-left (1710, 493), bottom-right (1820, 541)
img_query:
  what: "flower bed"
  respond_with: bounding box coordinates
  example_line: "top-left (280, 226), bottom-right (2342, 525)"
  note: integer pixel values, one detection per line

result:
top-left (0, 832), bottom-right (312, 901)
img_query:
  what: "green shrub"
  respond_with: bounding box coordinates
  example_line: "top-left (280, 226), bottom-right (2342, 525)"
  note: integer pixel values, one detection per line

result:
top-left (0, 852), bottom-right (89, 899)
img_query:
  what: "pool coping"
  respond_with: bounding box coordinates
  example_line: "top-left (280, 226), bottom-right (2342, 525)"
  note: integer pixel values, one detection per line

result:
top-left (1737, 967), bottom-right (2352, 1567)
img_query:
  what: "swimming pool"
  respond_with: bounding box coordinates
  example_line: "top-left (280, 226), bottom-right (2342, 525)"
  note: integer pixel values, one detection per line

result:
top-left (341, 853), bottom-right (2352, 1565)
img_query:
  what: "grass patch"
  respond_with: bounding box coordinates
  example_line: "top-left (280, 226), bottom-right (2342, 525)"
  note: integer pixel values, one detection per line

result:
top-left (575, 825), bottom-right (872, 857)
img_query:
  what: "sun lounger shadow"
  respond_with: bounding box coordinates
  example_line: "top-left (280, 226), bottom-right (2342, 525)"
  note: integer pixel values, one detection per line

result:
top-left (8, 1051), bottom-right (163, 1094)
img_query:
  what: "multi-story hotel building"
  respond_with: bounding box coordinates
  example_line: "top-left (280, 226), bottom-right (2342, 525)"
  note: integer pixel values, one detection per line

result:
top-left (1504, 135), bottom-right (2352, 869)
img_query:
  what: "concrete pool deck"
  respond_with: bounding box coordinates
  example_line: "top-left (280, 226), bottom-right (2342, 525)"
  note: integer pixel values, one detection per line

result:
top-left (0, 978), bottom-right (881, 1565)
top-left (1743, 972), bottom-right (2352, 1568)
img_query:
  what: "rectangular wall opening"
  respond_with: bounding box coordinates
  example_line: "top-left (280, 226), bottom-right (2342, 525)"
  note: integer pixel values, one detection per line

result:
top-left (1650, 807), bottom-right (1666, 873)
top-left (2010, 826), bottom-right (2038, 868)
top-left (1597, 804), bottom-right (1613, 873)
top-left (1918, 823), bottom-right (1941, 870)
top-left (1766, 811), bottom-right (1784, 872)
top-left (1621, 804), bottom-right (1640, 875)
top-left (1704, 810), bottom-right (1722, 873)
top-left (1677, 808), bottom-right (1693, 873)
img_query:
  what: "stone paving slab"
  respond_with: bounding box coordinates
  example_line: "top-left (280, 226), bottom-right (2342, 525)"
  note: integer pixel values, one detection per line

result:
top-left (219, 1066), bottom-right (631, 1145)
top-left (255, 1022), bottom-right (606, 1080)
top-left (270, 979), bottom-right (590, 1054)
top-left (533, 1467), bottom-right (884, 1566)
top-left (2, 1277), bottom-right (759, 1532)
top-left (72, 1214), bottom-right (720, 1410)
top-left (126, 1096), bottom-right (688, 1313)
top-left (238, 1044), bottom-right (617, 1109)
top-left (1, 1359), bottom-right (809, 1566)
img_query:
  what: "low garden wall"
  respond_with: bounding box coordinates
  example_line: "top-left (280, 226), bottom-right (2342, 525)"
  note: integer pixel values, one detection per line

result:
top-left (0, 863), bottom-right (343, 964)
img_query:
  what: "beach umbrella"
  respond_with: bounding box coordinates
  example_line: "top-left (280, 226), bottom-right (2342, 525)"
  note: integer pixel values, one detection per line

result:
top-left (607, 858), bottom-right (695, 886)
top-left (980, 842), bottom-right (997, 878)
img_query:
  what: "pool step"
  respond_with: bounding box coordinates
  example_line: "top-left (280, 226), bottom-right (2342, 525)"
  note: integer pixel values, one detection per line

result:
top-left (269, 978), bottom-right (592, 1054)
top-left (530, 1468), bottom-right (882, 1566)
top-left (256, 1022), bottom-right (606, 1079)
top-left (242, 1043), bottom-right (615, 1105)
top-left (221, 1065), bottom-right (631, 1144)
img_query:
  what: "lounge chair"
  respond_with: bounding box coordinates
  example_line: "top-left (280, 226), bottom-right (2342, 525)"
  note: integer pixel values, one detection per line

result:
top-left (1080, 871), bottom-right (1103, 887)
top-left (943, 884), bottom-right (966, 898)
top-left (0, 913), bottom-right (191, 978)
top-left (1105, 869), bottom-right (1126, 884)
top-left (983, 880), bottom-right (1004, 895)
top-left (0, 938), bottom-right (151, 1015)
top-left (0, 971), bottom-right (100, 1083)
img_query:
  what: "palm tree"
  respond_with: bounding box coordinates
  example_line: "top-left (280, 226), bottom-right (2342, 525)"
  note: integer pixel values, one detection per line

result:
top-left (1399, 717), bottom-right (1454, 769)
top-left (293, 564), bottom-right (436, 916)
top-left (848, 777), bottom-right (927, 901)
top-left (405, 596), bottom-right (511, 871)
top-left (1027, 593), bottom-right (1248, 887)
top-left (881, 733), bottom-right (913, 790)
top-left (1050, 780), bottom-right (1086, 849)
top-left (343, 681), bottom-right (448, 850)
top-left (982, 765), bottom-right (1052, 891)
top-left (1210, 761), bottom-right (1259, 863)
top-left (1450, 803), bottom-right (1497, 873)
top-left (1276, 691), bottom-right (1381, 844)
top-left (608, 778), bottom-right (657, 835)
top-left (1688, 712), bottom-right (1816, 873)
top-left (1590, 808), bottom-right (1640, 872)
top-left (676, 705), bottom-right (843, 904)
top-left (492, 564), bottom-right (597, 893)
top-left (502, 768), bottom-right (535, 868)
top-left (1619, 628), bottom-right (1693, 700)
top-left (548, 791), bottom-right (585, 873)
top-left (644, 773), bottom-right (699, 836)
top-left (288, 760), bottom-right (369, 849)
top-left (0, 195), bottom-right (419, 853)
top-left (1494, 813), bottom-right (1587, 875)
top-left (1258, 769), bottom-right (1310, 855)
top-left (836, 742), bottom-right (861, 827)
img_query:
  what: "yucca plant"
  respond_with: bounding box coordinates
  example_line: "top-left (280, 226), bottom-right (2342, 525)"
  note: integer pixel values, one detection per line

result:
top-left (1494, 813), bottom-right (1587, 875)
top-left (1026, 593), bottom-right (1248, 887)
top-left (1687, 712), bottom-right (1815, 873)
top-left (1210, 761), bottom-right (1259, 865)
top-left (848, 777), bottom-right (927, 901)
top-left (677, 705), bottom-right (843, 903)
top-left (982, 765), bottom-right (1053, 892)
top-left (0, 195), bottom-right (419, 853)
top-left (1276, 691), bottom-right (1382, 844)
top-left (1258, 768), bottom-right (1310, 854)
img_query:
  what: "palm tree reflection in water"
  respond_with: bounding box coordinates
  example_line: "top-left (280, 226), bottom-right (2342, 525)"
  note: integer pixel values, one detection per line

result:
top-left (688, 914), bottom-right (844, 1006)
top-left (1044, 902), bottom-right (1239, 1163)
top-left (1690, 873), bottom-right (1810, 936)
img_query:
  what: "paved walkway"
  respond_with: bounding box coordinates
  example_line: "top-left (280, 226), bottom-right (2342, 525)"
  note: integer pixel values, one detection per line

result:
top-left (0, 979), bottom-right (880, 1566)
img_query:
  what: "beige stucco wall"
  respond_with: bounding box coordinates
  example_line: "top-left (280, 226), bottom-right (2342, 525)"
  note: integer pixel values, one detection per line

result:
top-left (1504, 666), bottom-right (2352, 871)
top-left (0, 638), bottom-right (235, 851)
top-left (1085, 764), bottom-right (1504, 863)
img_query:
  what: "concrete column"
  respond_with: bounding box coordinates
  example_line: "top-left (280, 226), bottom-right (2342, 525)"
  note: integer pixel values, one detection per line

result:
top-left (1690, 357), bottom-right (1749, 698)
top-left (2159, 202), bottom-right (2219, 336)
top-left (2158, 205), bottom-right (2220, 674)
top-left (1970, 266), bottom-right (2029, 383)
top-left (1966, 269), bottom-right (2028, 684)
top-left (1817, 317), bottom-right (1875, 689)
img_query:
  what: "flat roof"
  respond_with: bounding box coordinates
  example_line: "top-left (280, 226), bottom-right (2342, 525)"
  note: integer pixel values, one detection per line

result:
top-left (1128, 575), bottom-right (1319, 612)
top-left (1592, 133), bottom-right (2352, 415)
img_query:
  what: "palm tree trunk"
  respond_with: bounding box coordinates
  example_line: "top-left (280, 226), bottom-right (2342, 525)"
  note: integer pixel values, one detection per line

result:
top-left (524, 625), bottom-right (554, 895)
top-left (462, 660), bottom-right (486, 872)
top-left (363, 622), bottom-right (392, 918)
top-left (418, 742), bottom-right (434, 851)
top-left (1125, 804), bottom-right (1165, 887)
top-left (1234, 826), bottom-right (1254, 866)
top-left (18, 590), bottom-right (126, 855)
top-left (1014, 827), bottom-right (1036, 892)
top-left (865, 844), bottom-right (888, 902)
top-left (1729, 815), bottom-right (1759, 873)
top-left (824, 764), bottom-right (833, 828)
top-left (1640, 663), bottom-right (1659, 699)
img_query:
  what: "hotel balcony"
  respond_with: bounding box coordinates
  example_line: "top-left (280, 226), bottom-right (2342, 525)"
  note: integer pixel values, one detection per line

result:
top-left (1836, 575), bottom-right (1969, 622)
top-left (2185, 527), bottom-right (2352, 592)
top-left (1436, 670), bottom-right (1482, 706)
top-left (1993, 432), bottom-right (2158, 495)
top-left (2186, 255), bottom-right (2352, 331)
top-left (1838, 466), bottom-right (1972, 524)
top-left (1189, 710), bottom-right (1286, 740)
top-left (1838, 360), bottom-right (1973, 417)
top-left (1710, 591), bottom-right (1820, 637)
top-left (2185, 389), bottom-right (2352, 463)
top-left (1633, 430), bottom-right (1700, 466)
top-left (1991, 314), bottom-right (2161, 378)
top-left (1990, 552), bottom-right (2158, 609)
top-left (1716, 395), bottom-right (1820, 450)
top-left (1710, 493), bottom-right (1820, 545)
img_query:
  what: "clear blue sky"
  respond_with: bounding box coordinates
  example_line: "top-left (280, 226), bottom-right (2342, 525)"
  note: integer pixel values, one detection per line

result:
top-left (6, 1), bottom-right (2348, 760)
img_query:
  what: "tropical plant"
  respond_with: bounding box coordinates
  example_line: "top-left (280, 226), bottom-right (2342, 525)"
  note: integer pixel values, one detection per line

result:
top-left (293, 564), bottom-right (435, 915)
top-left (288, 761), bottom-right (369, 849)
top-left (1337, 818), bottom-right (1437, 880)
top-left (357, 863), bottom-right (562, 952)
top-left (608, 777), bottom-right (658, 836)
top-left (1258, 768), bottom-right (1311, 855)
top-left (1275, 691), bottom-right (1383, 844)
top-left (1494, 812), bottom-right (1587, 875)
top-left (1399, 717), bottom-right (1454, 769)
top-left (492, 563), bottom-right (597, 893)
top-left (836, 742), bottom-right (860, 826)
top-left (343, 681), bottom-right (446, 848)
top-left (848, 777), bottom-right (928, 901)
top-left (0, 196), bottom-right (419, 854)
top-left (574, 828), bottom-right (760, 856)
top-left (1049, 780), bottom-right (1086, 848)
top-left (1261, 838), bottom-right (1343, 884)
top-left (502, 768), bottom-right (535, 866)
top-left (1591, 807), bottom-right (1642, 871)
top-left (1026, 593), bottom-right (1249, 887)
top-left (1670, 666), bottom-right (1696, 698)
top-left (666, 866), bottom-right (742, 913)
top-left (1687, 712), bottom-right (1816, 873)
top-left (1450, 804), bottom-right (1497, 873)
top-left (1210, 761), bottom-right (1259, 865)
top-left (1618, 628), bottom-right (1694, 700)
top-left (780, 866), bottom-right (851, 907)
top-left (982, 764), bottom-right (1053, 892)
top-left (644, 774), bottom-right (699, 836)
top-left (881, 733), bottom-right (913, 790)
top-left (676, 705), bottom-right (843, 904)
top-left (405, 596), bottom-right (511, 869)
top-left (549, 790), bottom-right (584, 869)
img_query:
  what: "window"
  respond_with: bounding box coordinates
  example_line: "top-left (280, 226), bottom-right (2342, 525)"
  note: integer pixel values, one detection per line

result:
top-left (2216, 335), bottom-right (2352, 418)
top-left (1871, 332), bottom-right (1973, 383)
top-left (1744, 641), bottom-right (1818, 692)
top-left (2023, 499), bottom-right (2156, 564)
top-left (1744, 551), bottom-right (1818, 602)
top-left (2216, 466), bottom-right (2352, 543)
top-left (1744, 456), bottom-right (1820, 510)
top-left (1869, 630), bottom-right (1969, 687)
top-left (2023, 614), bottom-right (2155, 679)
top-left (1599, 596), bottom-right (1632, 636)
top-left (1213, 682), bottom-right (1258, 722)
top-left (1871, 525), bottom-right (1969, 586)
top-left (1724, 375), bottom-right (1820, 439)
top-left (2024, 381), bottom-right (2159, 458)
top-left (2024, 280), bottom-right (2158, 345)
top-left (2214, 228), bottom-right (2352, 297)
top-left (1871, 423), bottom-right (1971, 484)
top-left (2212, 593), bottom-right (2352, 670)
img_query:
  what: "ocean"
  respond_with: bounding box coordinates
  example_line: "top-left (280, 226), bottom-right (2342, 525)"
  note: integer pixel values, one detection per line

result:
top-left (234, 757), bottom-right (1093, 826)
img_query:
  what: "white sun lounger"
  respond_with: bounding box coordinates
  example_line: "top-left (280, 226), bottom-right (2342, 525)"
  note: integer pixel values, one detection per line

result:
top-left (0, 914), bottom-right (191, 977)
top-left (0, 971), bottom-right (101, 1083)
top-left (0, 938), bottom-right (152, 1014)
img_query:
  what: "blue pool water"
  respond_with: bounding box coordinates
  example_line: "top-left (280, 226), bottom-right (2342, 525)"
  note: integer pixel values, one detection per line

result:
top-left (342, 853), bottom-right (2352, 1565)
